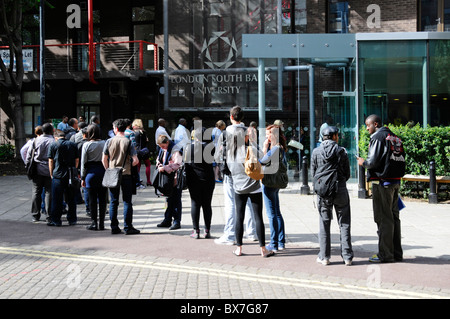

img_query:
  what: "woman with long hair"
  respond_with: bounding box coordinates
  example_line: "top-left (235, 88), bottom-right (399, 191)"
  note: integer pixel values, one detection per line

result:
top-left (132, 119), bottom-right (152, 186)
top-left (259, 124), bottom-right (287, 251)
top-left (81, 124), bottom-right (107, 230)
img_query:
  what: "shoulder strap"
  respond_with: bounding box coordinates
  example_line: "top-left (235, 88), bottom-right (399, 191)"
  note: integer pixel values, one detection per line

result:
top-left (122, 140), bottom-right (131, 168)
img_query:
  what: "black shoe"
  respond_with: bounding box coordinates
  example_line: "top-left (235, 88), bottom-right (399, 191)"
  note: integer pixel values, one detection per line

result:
top-left (125, 228), bottom-right (140, 235)
top-left (32, 215), bottom-right (40, 223)
top-left (169, 223), bottom-right (181, 230)
top-left (111, 228), bottom-right (122, 234)
top-left (157, 221), bottom-right (172, 228)
top-left (86, 222), bottom-right (98, 231)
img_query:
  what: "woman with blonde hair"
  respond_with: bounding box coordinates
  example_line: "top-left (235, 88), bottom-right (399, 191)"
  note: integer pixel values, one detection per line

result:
top-left (132, 119), bottom-right (152, 186)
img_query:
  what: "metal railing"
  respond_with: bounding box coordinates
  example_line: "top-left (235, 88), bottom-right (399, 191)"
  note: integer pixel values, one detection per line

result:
top-left (1, 40), bottom-right (159, 74)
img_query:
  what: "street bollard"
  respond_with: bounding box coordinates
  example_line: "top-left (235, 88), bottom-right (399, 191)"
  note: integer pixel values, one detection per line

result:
top-left (429, 161), bottom-right (438, 204)
top-left (358, 165), bottom-right (367, 199)
top-left (300, 156), bottom-right (310, 195)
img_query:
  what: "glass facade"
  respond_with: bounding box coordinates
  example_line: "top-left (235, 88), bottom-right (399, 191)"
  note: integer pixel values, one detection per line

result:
top-left (429, 40), bottom-right (450, 126)
top-left (167, 0), bottom-right (307, 110)
top-left (358, 40), bottom-right (427, 126)
top-left (359, 38), bottom-right (450, 127)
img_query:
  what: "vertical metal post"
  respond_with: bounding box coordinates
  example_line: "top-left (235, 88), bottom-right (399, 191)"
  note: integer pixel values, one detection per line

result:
top-left (87, 0), bottom-right (97, 84)
top-left (429, 161), bottom-right (438, 204)
top-left (308, 65), bottom-right (315, 165)
top-left (163, 0), bottom-right (169, 111)
top-left (39, 0), bottom-right (45, 124)
top-left (300, 156), bottom-right (310, 195)
top-left (422, 56), bottom-right (428, 128)
top-left (277, 0), bottom-right (283, 111)
top-left (358, 165), bottom-right (367, 198)
top-left (258, 58), bottom-right (266, 150)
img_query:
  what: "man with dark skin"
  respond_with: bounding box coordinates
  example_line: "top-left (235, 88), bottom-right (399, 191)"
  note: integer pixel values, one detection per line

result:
top-left (357, 115), bottom-right (404, 263)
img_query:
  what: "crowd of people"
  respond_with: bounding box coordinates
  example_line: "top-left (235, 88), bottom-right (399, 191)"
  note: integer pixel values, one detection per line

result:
top-left (21, 109), bottom-right (404, 264)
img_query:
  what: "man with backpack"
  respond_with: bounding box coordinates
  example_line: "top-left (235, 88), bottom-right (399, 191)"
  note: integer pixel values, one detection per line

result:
top-left (357, 114), bottom-right (405, 263)
top-left (311, 126), bottom-right (353, 266)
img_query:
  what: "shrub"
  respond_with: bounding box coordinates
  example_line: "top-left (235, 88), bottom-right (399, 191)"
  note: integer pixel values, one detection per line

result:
top-left (0, 143), bottom-right (15, 162)
top-left (358, 124), bottom-right (450, 199)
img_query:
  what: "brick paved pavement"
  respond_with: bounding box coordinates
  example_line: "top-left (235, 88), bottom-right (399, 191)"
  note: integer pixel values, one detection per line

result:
top-left (0, 174), bottom-right (449, 301)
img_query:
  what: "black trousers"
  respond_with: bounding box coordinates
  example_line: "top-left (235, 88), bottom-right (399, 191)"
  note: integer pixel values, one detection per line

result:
top-left (234, 192), bottom-right (265, 247)
top-left (188, 181), bottom-right (215, 231)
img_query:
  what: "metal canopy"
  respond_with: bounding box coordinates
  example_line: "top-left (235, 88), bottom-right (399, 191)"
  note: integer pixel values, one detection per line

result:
top-left (242, 34), bottom-right (356, 60)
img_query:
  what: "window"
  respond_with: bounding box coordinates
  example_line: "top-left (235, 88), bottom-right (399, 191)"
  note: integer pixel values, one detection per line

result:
top-left (328, 1), bottom-right (349, 33)
top-left (421, 0), bottom-right (450, 31)
top-left (76, 91), bottom-right (100, 124)
top-left (359, 41), bottom-right (427, 126)
top-left (22, 92), bottom-right (41, 136)
top-left (132, 6), bottom-right (155, 42)
top-left (429, 40), bottom-right (450, 126)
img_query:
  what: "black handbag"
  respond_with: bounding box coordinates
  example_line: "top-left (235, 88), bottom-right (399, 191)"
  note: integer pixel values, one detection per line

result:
top-left (68, 166), bottom-right (80, 189)
top-left (262, 149), bottom-right (288, 189)
top-left (102, 141), bottom-right (130, 189)
top-left (176, 165), bottom-right (187, 191)
top-left (152, 170), bottom-right (175, 196)
top-left (26, 139), bottom-right (37, 180)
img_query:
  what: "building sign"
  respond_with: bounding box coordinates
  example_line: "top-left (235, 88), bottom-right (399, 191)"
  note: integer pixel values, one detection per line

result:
top-left (170, 73), bottom-right (272, 96)
top-left (0, 49), bottom-right (34, 72)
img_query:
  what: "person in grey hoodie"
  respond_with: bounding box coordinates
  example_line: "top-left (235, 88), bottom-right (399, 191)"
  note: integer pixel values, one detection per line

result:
top-left (226, 106), bottom-right (274, 258)
top-left (311, 126), bottom-right (353, 266)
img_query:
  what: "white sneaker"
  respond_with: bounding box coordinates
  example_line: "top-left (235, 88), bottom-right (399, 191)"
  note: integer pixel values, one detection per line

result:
top-left (344, 259), bottom-right (352, 266)
top-left (214, 236), bottom-right (235, 246)
top-left (316, 257), bottom-right (330, 266)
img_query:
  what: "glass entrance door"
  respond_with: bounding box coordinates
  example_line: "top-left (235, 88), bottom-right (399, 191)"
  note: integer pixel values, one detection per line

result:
top-left (322, 91), bottom-right (358, 181)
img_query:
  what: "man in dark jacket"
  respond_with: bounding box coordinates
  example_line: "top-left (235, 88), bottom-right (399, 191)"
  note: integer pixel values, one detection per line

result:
top-left (311, 126), bottom-right (353, 266)
top-left (357, 114), bottom-right (405, 263)
top-left (48, 130), bottom-right (79, 226)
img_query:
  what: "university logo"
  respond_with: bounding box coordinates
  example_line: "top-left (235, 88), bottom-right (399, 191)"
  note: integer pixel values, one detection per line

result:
top-left (201, 31), bottom-right (238, 69)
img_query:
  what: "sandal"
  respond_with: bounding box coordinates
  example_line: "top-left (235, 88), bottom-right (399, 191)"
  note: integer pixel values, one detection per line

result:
top-left (232, 249), bottom-right (243, 257)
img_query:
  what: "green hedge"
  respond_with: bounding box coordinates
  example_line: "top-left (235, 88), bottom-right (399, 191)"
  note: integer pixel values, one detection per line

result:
top-left (0, 144), bottom-right (15, 162)
top-left (359, 124), bottom-right (450, 199)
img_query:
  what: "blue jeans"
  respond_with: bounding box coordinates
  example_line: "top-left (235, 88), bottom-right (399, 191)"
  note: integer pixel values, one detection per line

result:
top-left (109, 175), bottom-right (134, 232)
top-left (50, 177), bottom-right (77, 225)
top-left (262, 185), bottom-right (285, 249)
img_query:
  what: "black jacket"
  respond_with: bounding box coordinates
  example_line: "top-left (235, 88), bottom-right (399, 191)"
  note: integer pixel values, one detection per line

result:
top-left (363, 126), bottom-right (405, 181)
top-left (311, 139), bottom-right (350, 185)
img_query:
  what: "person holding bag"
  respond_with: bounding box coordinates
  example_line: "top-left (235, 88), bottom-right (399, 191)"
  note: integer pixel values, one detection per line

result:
top-left (102, 119), bottom-right (140, 235)
top-left (259, 124), bottom-right (288, 252)
top-left (155, 134), bottom-right (183, 230)
top-left (226, 106), bottom-right (273, 258)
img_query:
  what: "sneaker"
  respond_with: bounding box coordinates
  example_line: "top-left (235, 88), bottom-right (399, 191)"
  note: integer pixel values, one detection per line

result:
top-left (214, 235), bottom-right (235, 246)
top-left (203, 229), bottom-right (211, 239)
top-left (246, 235), bottom-right (258, 242)
top-left (265, 244), bottom-right (278, 252)
top-left (190, 230), bottom-right (200, 239)
top-left (316, 257), bottom-right (330, 266)
top-left (344, 259), bottom-right (352, 266)
top-left (369, 254), bottom-right (381, 263)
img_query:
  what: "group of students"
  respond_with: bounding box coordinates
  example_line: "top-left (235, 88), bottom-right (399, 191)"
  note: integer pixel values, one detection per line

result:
top-left (22, 117), bottom-right (148, 235)
top-left (22, 108), bottom-right (403, 265)
top-left (154, 106), bottom-right (287, 258)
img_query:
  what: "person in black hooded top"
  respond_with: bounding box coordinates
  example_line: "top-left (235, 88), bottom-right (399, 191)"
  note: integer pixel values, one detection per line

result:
top-left (311, 126), bottom-right (353, 266)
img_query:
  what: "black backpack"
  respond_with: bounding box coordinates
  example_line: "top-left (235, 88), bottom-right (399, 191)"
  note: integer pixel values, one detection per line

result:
top-left (313, 153), bottom-right (341, 199)
top-left (218, 130), bottom-right (231, 176)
